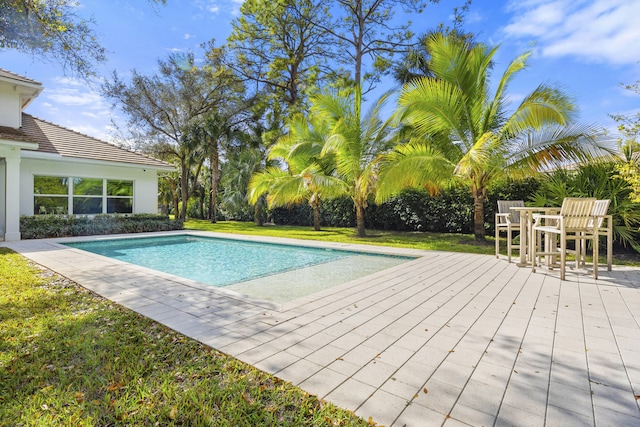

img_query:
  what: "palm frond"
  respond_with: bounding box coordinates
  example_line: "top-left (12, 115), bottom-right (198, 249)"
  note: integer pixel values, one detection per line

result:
top-left (399, 78), bottom-right (468, 145)
top-left (505, 124), bottom-right (618, 172)
top-left (453, 131), bottom-right (498, 178)
top-left (376, 141), bottom-right (455, 202)
top-left (502, 84), bottom-right (577, 136)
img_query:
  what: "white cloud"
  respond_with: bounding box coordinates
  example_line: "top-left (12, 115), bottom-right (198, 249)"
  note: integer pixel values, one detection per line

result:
top-left (502, 0), bottom-right (640, 65)
top-left (68, 123), bottom-right (111, 141)
top-left (184, 33), bottom-right (195, 40)
top-left (52, 76), bottom-right (84, 87)
top-left (81, 111), bottom-right (101, 120)
top-left (35, 76), bottom-right (114, 140)
top-left (45, 87), bottom-right (105, 109)
top-left (193, 0), bottom-right (221, 15)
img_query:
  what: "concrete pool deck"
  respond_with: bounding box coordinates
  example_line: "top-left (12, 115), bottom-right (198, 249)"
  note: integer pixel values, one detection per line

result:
top-left (4, 231), bottom-right (640, 426)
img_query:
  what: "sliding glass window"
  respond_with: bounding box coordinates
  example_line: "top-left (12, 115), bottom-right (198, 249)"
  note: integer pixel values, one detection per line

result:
top-left (34, 176), bottom-right (134, 215)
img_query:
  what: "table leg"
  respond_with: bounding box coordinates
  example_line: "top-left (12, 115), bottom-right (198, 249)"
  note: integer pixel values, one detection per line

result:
top-left (518, 210), bottom-right (528, 266)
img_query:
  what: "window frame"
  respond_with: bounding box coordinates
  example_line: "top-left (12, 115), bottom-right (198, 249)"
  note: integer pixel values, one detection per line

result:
top-left (34, 175), bottom-right (134, 215)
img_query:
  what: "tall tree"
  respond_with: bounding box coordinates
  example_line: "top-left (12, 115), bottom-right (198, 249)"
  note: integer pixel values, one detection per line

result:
top-left (378, 33), bottom-right (613, 240)
top-left (312, 86), bottom-right (395, 237)
top-left (227, 0), bottom-right (334, 116)
top-left (192, 115), bottom-right (235, 222)
top-left (103, 48), bottom-right (243, 220)
top-left (296, 0), bottom-right (448, 89)
top-left (0, 0), bottom-right (164, 77)
top-left (248, 116), bottom-right (348, 231)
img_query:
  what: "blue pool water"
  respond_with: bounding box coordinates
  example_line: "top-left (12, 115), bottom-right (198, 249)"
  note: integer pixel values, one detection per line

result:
top-left (63, 235), bottom-right (413, 290)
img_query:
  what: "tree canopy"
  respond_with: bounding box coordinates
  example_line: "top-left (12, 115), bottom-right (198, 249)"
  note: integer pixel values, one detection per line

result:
top-left (0, 0), bottom-right (164, 78)
top-left (228, 0), bottom-right (334, 116)
top-left (103, 47), bottom-right (245, 220)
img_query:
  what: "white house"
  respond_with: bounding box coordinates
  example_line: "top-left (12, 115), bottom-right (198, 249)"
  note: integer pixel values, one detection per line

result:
top-left (0, 69), bottom-right (174, 241)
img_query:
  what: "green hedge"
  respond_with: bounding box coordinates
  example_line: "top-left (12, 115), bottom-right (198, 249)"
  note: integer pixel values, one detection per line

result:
top-left (269, 178), bottom-right (541, 234)
top-left (20, 214), bottom-right (184, 239)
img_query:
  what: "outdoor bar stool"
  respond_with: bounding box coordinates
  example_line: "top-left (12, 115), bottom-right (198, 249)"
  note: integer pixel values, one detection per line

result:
top-left (578, 199), bottom-right (613, 272)
top-left (531, 198), bottom-right (596, 280)
top-left (495, 200), bottom-right (524, 262)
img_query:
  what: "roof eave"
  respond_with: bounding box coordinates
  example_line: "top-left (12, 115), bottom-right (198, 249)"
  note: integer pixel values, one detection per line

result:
top-left (0, 139), bottom-right (39, 150)
top-left (21, 151), bottom-right (176, 171)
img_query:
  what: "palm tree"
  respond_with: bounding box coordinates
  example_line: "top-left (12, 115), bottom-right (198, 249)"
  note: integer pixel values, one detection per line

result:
top-left (248, 116), bottom-right (348, 231)
top-left (379, 33), bottom-right (612, 241)
top-left (314, 86), bottom-right (396, 237)
top-left (222, 147), bottom-right (268, 223)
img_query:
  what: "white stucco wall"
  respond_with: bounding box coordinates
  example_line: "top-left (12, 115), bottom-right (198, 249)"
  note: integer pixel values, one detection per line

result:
top-left (0, 160), bottom-right (5, 233)
top-left (19, 157), bottom-right (160, 216)
top-left (0, 86), bottom-right (22, 128)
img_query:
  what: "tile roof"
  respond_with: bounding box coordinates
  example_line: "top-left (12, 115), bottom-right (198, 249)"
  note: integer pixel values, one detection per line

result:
top-left (0, 124), bottom-right (38, 144)
top-left (19, 113), bottom-right (174, 169)
top-left (0, 68), bottom-right (42, 86)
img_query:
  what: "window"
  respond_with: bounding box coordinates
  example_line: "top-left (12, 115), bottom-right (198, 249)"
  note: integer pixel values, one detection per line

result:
top-left (73, 178), bottom-right (103, 214)
top-left (107, 180), bottom-right (133, 213)
top-left (34, 176), bottom-right (69, 214)
top-left (34, 176), bottom-right (134, 215)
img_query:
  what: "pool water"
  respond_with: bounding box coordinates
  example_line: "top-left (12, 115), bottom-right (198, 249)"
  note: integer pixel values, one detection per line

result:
top-left (64, 235), bottom-right (414, 302)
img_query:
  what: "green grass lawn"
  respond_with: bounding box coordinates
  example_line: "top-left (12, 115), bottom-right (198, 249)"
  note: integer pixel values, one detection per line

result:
top-left (185, 219), bottom-right (640, 265)
top-left (185, 219), bottom-right (496, 254)
top-left (0, 248), bottom-right (369, 426)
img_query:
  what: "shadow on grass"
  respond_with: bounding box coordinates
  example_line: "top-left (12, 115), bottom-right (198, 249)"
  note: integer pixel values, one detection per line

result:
top-left (0, 250), bottom-right (367, 426)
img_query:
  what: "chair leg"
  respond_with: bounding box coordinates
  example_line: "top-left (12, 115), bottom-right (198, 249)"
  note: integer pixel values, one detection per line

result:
top-left (507, 226), bottom-right (512, 263)
top-left (495, 227), bottom-right (500, 259)
top-left (560, 235), bottom-right (566, 281)
top-left (607, 230), bottom-right (612, 271)
top-left (593, 233), bottom-right (599, 280)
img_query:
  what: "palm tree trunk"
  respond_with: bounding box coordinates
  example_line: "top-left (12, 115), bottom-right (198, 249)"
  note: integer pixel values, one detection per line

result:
top-left (356, 203), bottom-right (366, 237)
top-left (255, 196), bottom-right (265, 226)
top-left (313, 205), bottom-right (321, 231)
top-left (473, 189), bottom-right (485, 241)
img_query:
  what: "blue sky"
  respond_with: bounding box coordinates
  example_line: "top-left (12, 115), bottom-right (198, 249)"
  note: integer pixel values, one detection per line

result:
top-left (1, 0), bottom-right (639, 143)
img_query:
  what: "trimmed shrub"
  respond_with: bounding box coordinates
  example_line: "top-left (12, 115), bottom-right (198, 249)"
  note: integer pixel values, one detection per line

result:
top-left (265, 179), bottom-right (543, 235)
top-left (20, 214), bottom-right (184, 239)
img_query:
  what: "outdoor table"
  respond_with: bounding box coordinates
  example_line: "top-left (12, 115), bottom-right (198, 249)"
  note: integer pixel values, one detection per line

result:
top-left (510, 206), bottom-right (560, 266)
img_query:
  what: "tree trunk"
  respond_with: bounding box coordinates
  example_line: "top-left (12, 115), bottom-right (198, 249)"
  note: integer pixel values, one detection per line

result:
top-left (312, 205), bottom-right (320, 231)
top-left (255, 196), bottom-right (264, 226)
top-left (473, 188), bottom-right (485, 241)
top-left (198, 188), bottom-right (205, 219)
top-left (179, 160), bottom-right (189, 220)
top-left (171, 180), bottom-right (179, 219)
top-left (209, 145), bottom-right (219, 223)
top-left (356, 203), bottom-right (366, 237)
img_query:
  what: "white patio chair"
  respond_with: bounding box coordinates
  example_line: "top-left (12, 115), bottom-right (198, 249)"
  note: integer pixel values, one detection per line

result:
top-left (495, 200), bottom-right (524, 263)
top-left (531, 198), bottom-right (597, 280)
top-left (578, 199), bottom-right (612, 272)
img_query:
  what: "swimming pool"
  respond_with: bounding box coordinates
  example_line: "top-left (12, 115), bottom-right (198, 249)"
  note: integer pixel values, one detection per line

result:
top-left (64, 234), bottom-right (415, 303)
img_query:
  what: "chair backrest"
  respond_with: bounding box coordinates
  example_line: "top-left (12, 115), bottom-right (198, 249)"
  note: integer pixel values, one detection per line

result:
top-left (589, 199), bottom-right (611, 228)
top-left (497, 200), bottom-right (525, 224)
top-left (559, 198), bottom-right (596, 229)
